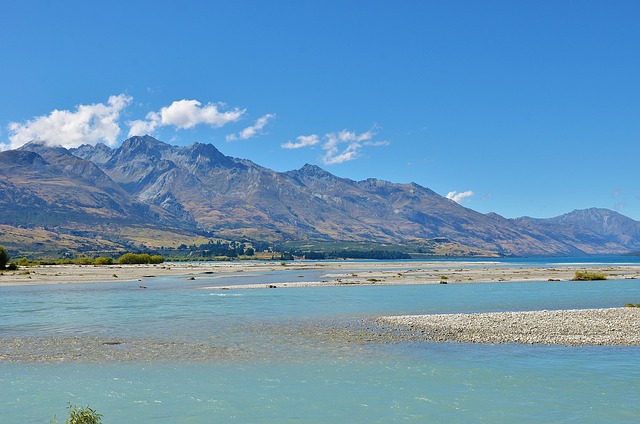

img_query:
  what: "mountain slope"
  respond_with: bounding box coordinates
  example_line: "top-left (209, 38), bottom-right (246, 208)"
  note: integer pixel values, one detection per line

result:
top-left (71, 136), bottom-right (640, 255)
top-left (517, 208), bottom-right (640, 253)
top-left (13, 140), bottom-right (171, 225)
top-left (0, 141), bottom-right (206, 256)
top-left (1, 136), bottom-right (637, 257)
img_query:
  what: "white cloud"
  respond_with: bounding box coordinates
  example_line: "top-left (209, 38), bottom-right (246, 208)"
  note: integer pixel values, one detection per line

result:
top-left (323, 142), bottom-right (361, 165)
top-left (281, 134), bottom-right (321, 149)
top-left (322, 138), bottom-right (360, 165)
top-left (7, 94), bottom-right (132, 149)
top-left (321, 129), bottom-right (387, 165)
top-left (128, 111), bottom-right (159, 136)
top-left (128, 99), bottom-right (245, 137)
top-left (446, 190), bottom-right (474, 203)
top-left (226, 113), bottom-right (275, 141)
top-left (282, 127), bottom-right (387, 165)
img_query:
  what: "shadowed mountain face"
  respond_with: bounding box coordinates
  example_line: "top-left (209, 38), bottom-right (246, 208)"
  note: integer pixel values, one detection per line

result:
top-left (9, 140), bottom-right (173, 226)
top-left (1, 135), bottom-right (638, 256)
top-left (0, 140), bottom-right (198, 256)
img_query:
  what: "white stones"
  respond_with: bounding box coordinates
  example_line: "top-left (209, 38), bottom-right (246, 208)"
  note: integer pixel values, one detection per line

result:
top-left (376, 308), bottom-right (640, 346)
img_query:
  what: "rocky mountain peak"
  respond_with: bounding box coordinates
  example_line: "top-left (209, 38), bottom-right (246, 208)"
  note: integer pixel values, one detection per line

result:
top-left (70, 142), bottom-right (114, 165)
top-left (123, 134), bottom-right (169, 148)
top-left (299, 163), bottom-right (324, 173)
top-left (2, 136), bottom-right (640, 256)
top-left (180, 142), bottom-right (238, 170)
top-left (115, 135), bottom-right (172, 159)
top-left (18, 139), bottom-right (69, 156)
top-left (291, 163), bottom-right (347, 183)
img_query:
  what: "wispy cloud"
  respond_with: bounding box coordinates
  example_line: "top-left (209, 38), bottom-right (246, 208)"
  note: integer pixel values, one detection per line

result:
top-left (226, 113), bottom-right (275, 141)
top-left (281, 134), bottom-right (321, 149)
top-left (6, 94), bottom-right (132, 149)
top-left (128, 99), bottom-right (244, 137)
top-left (283, 127), bottom-right (389, 165)
top-left (322, 129), bottom-right (389, 165)
top-left (446, 190), bottom-right (474, 203)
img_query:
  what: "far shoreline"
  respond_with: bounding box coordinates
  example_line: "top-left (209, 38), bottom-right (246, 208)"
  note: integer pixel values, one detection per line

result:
top-left (0, 260), bottom-right (639, 288)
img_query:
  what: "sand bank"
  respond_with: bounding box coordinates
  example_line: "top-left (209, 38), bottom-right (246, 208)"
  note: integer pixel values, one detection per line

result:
top-left (203, 262), bottom-right (640, 289)
top-left (1, 261), bottom-right (639, 287)
top-left (0, 262), bottom-right (308, 286)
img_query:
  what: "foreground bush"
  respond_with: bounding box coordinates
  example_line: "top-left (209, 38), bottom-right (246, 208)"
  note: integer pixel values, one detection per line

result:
top-left (117, 253), bottom-right (164, 264)
top-left (51, 403), bottom-right (102, 424)
top-left (572, 271), bottom-right (607, 281)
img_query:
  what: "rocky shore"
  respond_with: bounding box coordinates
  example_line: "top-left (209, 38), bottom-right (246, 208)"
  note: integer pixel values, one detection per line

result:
top-left (375, 308), bottom-right (640, 346)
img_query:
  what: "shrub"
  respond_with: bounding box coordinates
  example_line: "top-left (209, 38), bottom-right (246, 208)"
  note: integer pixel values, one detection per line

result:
top-left (51, 403), bottom-right (102, 424)
top-left (118, 253), bottom-right (164, 265)
top-left (572, 271), bottom-right (607, 281)
top-left (93, 257), bottom-right (114, 265)
top-left (74, 257), bottom-right (94, 265)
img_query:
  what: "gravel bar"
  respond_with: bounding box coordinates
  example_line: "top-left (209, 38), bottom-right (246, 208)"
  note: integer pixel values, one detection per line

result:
top-left (376, 308), bottom-right (640, 346)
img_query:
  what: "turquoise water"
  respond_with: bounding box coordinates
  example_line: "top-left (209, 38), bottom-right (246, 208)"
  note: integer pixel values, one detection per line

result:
top-left (2, 261), bottom-right (640, 422)
top-left (4, 345), bottom-right (639, 423)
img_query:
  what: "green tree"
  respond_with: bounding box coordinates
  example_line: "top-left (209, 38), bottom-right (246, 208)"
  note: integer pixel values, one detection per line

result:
top-left (118, 252), bottom-right (164, 264)
top-left (93, 257), bottom-right (114, 265)
top-left (0, 245), bottom-right (8, 270)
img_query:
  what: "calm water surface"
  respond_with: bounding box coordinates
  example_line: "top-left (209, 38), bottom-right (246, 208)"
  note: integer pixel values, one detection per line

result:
top-left (1, 259), bottom-right (639, 422)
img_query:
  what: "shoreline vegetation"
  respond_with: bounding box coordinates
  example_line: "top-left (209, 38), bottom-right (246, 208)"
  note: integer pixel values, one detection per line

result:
top-left (1, 261), bottom-right (639, 348)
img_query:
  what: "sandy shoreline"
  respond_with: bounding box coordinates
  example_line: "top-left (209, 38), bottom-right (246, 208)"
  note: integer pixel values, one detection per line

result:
top-left (1, 260), bottom-right (639, 287)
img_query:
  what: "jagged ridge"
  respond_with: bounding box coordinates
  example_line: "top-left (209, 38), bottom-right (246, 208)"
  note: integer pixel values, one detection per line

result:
top-left (0, 135), bottom-right (638, 256)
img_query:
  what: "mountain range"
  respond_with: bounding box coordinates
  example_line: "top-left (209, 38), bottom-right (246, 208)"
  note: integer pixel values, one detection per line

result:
top-left (1, 135), bottom-right (639, 258)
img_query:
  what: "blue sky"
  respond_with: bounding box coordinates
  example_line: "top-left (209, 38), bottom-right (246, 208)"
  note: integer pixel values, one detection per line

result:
top-left (1, 1), bottom-right (639, 220)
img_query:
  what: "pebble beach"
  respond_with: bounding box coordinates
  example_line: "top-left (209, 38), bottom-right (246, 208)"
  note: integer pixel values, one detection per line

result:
top-left (374, 308), bottom-right (640, 346)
